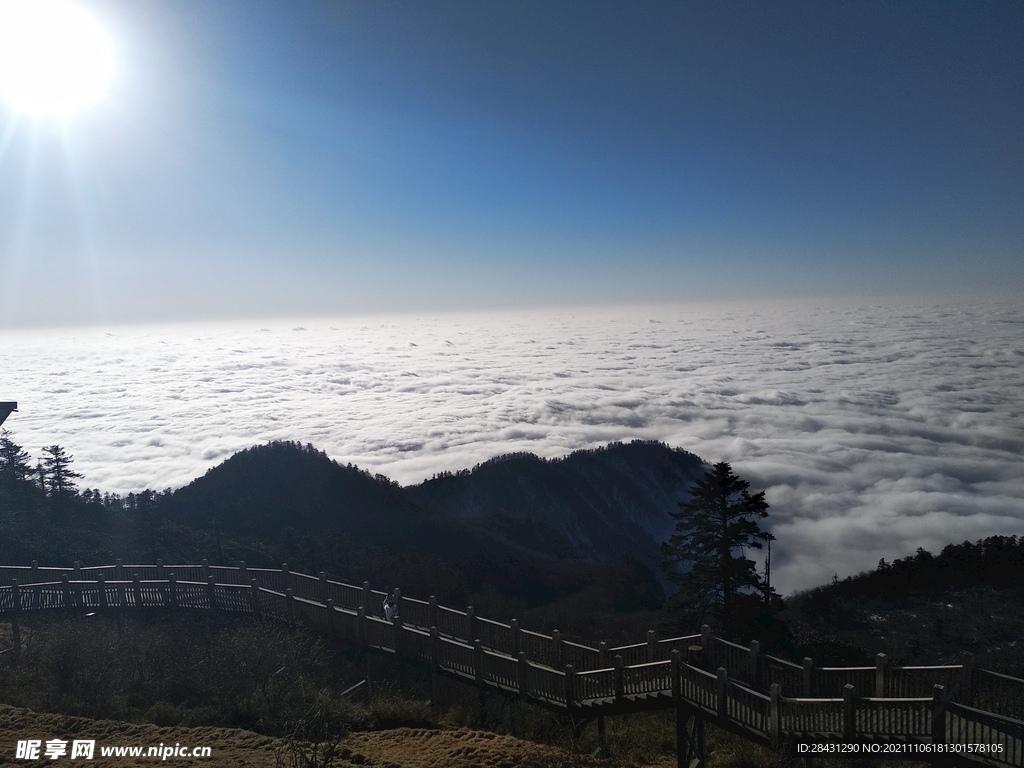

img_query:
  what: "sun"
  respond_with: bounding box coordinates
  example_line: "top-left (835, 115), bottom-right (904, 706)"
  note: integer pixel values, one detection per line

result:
top-left (0, 0), bottom-right (113, 117)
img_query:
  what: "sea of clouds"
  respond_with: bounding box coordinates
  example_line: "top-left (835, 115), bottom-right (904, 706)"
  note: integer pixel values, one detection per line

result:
top-left (2, 295), bottom-right (1022, 594)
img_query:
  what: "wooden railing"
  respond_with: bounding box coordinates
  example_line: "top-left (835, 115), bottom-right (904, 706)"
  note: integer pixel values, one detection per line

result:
top-left (945, 702), bottom-right (1024, 768)
top-left (1, 562), bottom-right (1022, 765)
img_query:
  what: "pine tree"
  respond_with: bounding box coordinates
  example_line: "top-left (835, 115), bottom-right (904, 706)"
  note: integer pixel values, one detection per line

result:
top-left (0, 431), bottom-right (39, 511)
top-left (41, 444), bottom-right (83, 499)
top-left (662, 461), bottom-right (772, 636)
top-left (0, 430), bottom-right (34, 485)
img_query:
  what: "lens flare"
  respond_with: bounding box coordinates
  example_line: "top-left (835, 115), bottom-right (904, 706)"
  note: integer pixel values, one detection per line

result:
top-left (0, 0), bottom-right (113, 116)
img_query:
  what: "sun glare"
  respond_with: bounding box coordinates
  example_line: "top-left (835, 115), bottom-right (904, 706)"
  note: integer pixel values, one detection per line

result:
top-left (0, 0), bottom-right (113, 117)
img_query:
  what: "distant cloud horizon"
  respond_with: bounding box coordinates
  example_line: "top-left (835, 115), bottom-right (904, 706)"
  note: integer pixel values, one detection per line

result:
top-left (3, 296), bottom-right (1023, 594)
top-left (2, 2), bottom-right (1021, 327)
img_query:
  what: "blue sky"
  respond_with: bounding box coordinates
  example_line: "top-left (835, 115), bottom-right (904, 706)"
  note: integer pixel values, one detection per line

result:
top-left (1, 0), bottom-right (1022, 327)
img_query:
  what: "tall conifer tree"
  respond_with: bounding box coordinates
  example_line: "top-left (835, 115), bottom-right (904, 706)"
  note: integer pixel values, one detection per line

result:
top-left (41, 444), bottom-right (82, 499)
top-left (0, 431), bottom-right (34, 485)
top-left (662, 461), bottom-right (772, 636)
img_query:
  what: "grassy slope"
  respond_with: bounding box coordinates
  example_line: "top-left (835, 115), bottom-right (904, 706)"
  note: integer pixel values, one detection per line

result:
top-left (0, 706), bottom-right (618, 768)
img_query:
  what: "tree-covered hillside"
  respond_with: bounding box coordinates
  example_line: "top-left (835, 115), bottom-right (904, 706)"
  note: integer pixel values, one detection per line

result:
top-left (788, 537), bottom-right (1024, 672)
top-left (408, 440), bottom-right (705, 574)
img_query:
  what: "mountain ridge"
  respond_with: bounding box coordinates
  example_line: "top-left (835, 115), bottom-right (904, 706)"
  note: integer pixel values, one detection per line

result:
top-left (408, 440), bottom-right (706, 574)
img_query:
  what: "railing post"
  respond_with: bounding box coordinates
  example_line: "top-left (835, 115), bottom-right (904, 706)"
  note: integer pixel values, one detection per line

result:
top-left (716, 667), bottom-right (733, 720)
top-left (552, 629), bottom-right (563, 665)
top-left (281, 563), bottom-right (291, 592)
top-left (238, 560), bottom-right (247, 584)
top-left (430, 626), bottom-right (439, 668)
top-left (286, 587), bottom-right (295, 624)
top-left (326, 598), bottom-right (337, 635)
top-left (932, 685), bottom-right (946, 745)
top-left (156, 559), bottom-right (164, 580)
top-left (671, 648), bottom-right (681, 699)
top-left (61, 574), bottom-right (71, 611)
top-left (206, 575), bottom-right (217, 610)
top-left (467, 605), bottom-right (477, 644)
top-left (647, 629), bottom-right (656, 663)
top-left (393, 616), bottom-right (403, 656)
top-left (511, 618), bottom-right (521, 656)
top-left (700, 624), bottom-right (711, 649)
top-left (474, 639), bottom-right (484, 685)
top-left (769, 683), bottom-right (780, 750)
top-left (250, 579), bottom-right (261, 615)
top-left (97, 574), bottom-right (107, 610)
top-left (802, 657), bottom-right (814, 697)
top-left (115, 558), bottom-right (123, 581)
top-left (688, 643), bottom-right (703, 667)
top-left (517, 651), bottom-right (528, 697)
top-left (749, 639), bottom-right (760, 686)
top-left (614, 655), bottom-right (624, 700)
top-left (429, 595), bottom-right (438, 629)
top-left (357, 605), bottom-right (367, 645)
top-left (167, 573), bottom-right (178, 609)
top-left (599, 640), bottom-right (608, 669)
top-left (564, 664), bottom-right (575, 707)
top-left (843, 684), bottom-right (855, 741)
top-left (717, 667), bottom-right (728, 718)
top-left (202, 558), bottom-right (209, 582)
top-left (132, 574), bottom-right (142, 607)
top-left (74, 561), bottom-right (82, 581)
top-left (960, 652), bottom-right (974, 704)
top-left (875, 653), bottom-right (887, 697)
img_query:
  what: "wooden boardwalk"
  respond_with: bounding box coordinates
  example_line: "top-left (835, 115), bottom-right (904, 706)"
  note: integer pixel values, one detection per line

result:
top-left (2, 561), bottom-right (1021, 767)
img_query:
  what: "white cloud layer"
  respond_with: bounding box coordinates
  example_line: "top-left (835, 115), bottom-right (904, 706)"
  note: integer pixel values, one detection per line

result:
top-left (2, 295), bottom-right (1023, 594)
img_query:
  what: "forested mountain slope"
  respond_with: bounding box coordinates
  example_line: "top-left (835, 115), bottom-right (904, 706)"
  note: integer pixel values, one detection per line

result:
top-left (2, 438), bottom-right (697, 629)
top-left (151, 441), bottom-right (669, 621)
top-left (408, 440), bottom-right (706, 573)
top-left (787, 537), bottom-right (1024, 671)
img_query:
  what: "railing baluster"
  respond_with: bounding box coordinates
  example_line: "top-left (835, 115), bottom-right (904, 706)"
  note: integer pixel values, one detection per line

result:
top-left (717, 667), bottom-right (728, 718)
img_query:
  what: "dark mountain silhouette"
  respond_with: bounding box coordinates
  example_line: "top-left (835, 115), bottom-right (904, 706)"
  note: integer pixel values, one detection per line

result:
top-left (0, 437), bottom-right (697, 633)
top-left (159, 441), bottom-right (429, 547)
top-left (408, 440), bottom-right (706, 575)
top-left (157, 440), bottom-right (706, 578)
top-left (152, 440), bottom-right (670, 622)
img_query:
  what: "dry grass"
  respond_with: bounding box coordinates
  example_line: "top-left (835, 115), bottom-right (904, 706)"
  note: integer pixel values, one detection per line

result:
top-left (0, 703), bottom-right (278, 766)
top-left (0, 702), bottom-right (940, 768)
top-left (345, 728), bottom-right (620, 768)
top-left (0, 704), bottom-right (623, 767)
